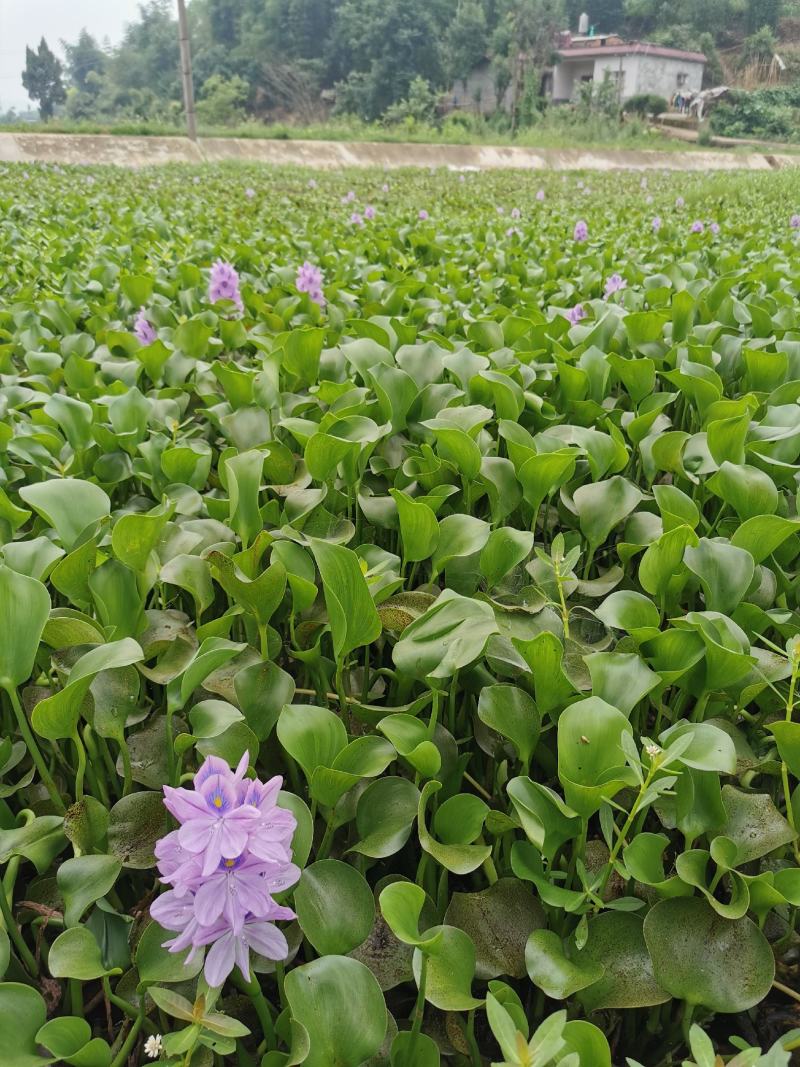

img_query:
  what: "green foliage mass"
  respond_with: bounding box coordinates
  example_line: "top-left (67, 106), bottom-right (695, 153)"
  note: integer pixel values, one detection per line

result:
top-left (9, 0), bottom-right (787, 132)
top-left (1, 161), bottom-right (800, 1065)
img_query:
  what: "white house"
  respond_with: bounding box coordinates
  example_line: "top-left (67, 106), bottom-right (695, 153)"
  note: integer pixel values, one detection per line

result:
top-left (551, 35), bottom-right (706, 103)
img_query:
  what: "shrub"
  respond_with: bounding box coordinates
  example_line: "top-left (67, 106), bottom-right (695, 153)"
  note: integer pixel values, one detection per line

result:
top-left (623, 93), bottom-right (669, 118)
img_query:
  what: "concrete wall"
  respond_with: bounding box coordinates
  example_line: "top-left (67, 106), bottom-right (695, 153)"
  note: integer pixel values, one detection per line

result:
top-left (0, 131), bottom-right (793, 172)
top-left (450, 64), bottom-right (510, 115)
top-left (634, 54), bottom-right (704, 100)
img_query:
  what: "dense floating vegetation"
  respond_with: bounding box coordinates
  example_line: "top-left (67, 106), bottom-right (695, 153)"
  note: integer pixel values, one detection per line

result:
top-left (1, 162), bottom-right (800, 1066)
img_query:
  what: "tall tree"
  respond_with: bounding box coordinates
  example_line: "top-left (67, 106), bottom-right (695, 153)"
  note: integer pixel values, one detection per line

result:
top-left (445, 0), bottom-right (489, 84)
top-left (22, 37), bottom-right (66, 120)
top-left (62, 29), bottom-right (106, 94)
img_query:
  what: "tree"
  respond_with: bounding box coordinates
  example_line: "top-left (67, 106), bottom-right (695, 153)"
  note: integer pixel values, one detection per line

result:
top-left (22, 37), bottom-right (66, 120)
top-left (62, 29), bottom-right (106, 94)
top-left (445, 0), bottom-right (489, 84)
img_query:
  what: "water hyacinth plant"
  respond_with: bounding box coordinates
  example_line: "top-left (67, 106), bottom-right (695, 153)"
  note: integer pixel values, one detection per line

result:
top-left (0, 161), bottom-right (799, 1066)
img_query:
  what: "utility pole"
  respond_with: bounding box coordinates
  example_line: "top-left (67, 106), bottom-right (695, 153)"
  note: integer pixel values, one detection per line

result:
top-left (176, 0), bottom-right (197, 141)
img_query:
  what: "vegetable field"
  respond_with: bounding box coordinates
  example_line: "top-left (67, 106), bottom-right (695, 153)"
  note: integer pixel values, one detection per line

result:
top-left (2, 161), bottom-right (800, 1067)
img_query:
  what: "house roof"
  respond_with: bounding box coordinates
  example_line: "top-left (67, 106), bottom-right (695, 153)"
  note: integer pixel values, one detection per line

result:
top-left (556, 42), bottom-right (706, 63)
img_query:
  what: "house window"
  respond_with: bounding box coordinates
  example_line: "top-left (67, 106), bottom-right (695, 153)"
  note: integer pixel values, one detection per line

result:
top-left (677, 72), bottom-right (688, 86)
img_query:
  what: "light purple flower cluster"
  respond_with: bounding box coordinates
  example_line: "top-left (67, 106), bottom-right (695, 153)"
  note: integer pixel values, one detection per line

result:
top-left (364, 204), bottom-right (376, 220)
top-left (134, 308), bottom-right (156, 346)
top-left (567, 303), bottom-right (586, 326)
top-left (675, 196), bottom-right (685, 209)
top-left (536, 189), bottom-right (545, 202)
top-left (604, 273), bottom-right (627, 297)
top-left (151, 754), bottom-right (298, 988)
top-left (350, 211), bottom-right (364, 227)
top-left (208, 260), bottom-right (243, 312)
top-left (296, 261), bottom-right (326, 307)
top-left (418, 209), bottom-right (430, 221)
top-left (791, 214), bottom-right (800, 229)
top-left (690, 219), bottom-right (704, 233)
top-left (652, 216), bottom-right (662, 233)
top-left (573, 219), bottom-right (588, 242)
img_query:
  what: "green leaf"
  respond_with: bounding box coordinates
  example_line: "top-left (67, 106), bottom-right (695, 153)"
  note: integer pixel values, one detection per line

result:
top-left (643, 898), bottom-right (774, 1011)
top-left (412, 926), bottom-right (482, 1010)
top-left (284, 956), bottom-right (387, 1067)
top-left (49, 926), bottom-right (116, 980)
top-left (389, 490), bottom-right (439, 564)
top-left (309, 539), bottom-right (381, 663)
top-left (57, 854), bottom-right (121, 927)
top-left (393, 589), bottom-right (499, 680)
top-left (525, 930), bottom-right (603, 1000)
top-left (295, 860), bottom-right (374, 955)
top-left (573, 476), bottom-right (643, 549)
top-left (477, 684), bottom-right (541, 768)
top-left (19, 479), bottom-right (110, 551)
top-left (0, 566), bottom-right (51, 689)
top-left (577, 912), bottom-right (669, 1011)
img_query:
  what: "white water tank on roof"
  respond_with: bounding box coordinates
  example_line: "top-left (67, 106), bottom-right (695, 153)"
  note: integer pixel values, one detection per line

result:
top-left (578, 12), bottom-right (589, 33)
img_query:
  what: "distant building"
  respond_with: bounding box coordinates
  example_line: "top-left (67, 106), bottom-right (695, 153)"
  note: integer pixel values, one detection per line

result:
top-left (550, 34), bottom-right (706, 103)
top-left (448, 60), bottom-right (511, 116)
top-left (446, 28), bottom-right (706, 114)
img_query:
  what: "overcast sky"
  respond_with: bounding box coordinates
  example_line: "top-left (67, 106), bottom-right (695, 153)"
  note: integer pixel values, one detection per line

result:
top-left (0, 0), bottom-right (144, 110)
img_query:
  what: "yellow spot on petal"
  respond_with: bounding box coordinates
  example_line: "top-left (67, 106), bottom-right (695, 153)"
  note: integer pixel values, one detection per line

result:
top-left (213, 796), bottom-right (223, 808)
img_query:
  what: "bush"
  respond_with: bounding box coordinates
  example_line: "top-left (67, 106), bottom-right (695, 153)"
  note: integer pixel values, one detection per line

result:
top-left (383, 76), bottom-right (438, 126)
top-left (623, 93), bottom-right (669, 118)
top-left (196, 74), bottom-right (249, 126)
top-left (710, 87), bottom-right (800, 141)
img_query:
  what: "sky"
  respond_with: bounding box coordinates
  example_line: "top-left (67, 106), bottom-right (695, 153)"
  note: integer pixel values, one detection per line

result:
top-left (0, 0), bottom-right (144, 111)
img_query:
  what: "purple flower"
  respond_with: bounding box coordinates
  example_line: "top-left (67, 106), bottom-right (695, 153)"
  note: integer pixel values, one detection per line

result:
top-left (506, 226), bottom-right (522, 238)
top-left (382, 182), bottom-right (390, 193)
top-left (496, 206), bottom-right (505, 216)
top-left (511, 207), bottom-right (521, 220)
top-left (536, 189), bottom-right (545, 201)
top-left (295, 261), bottom-right (326, 308)
top-left (652, 216), bottom-right (662, 233)
top-left (690, 219), bottom-right (704, 233)
top-left (675, 196), bottom-right (685, 208)
top-left (208, 260), bottom-right (243, 312)
top-left (710, 222), bottom-right (720, 235)
top-left (418, 209), bottom-right (429, 221)
top-left (791, 214), bottom-right (800, 229)
top-left (604, 273), bottom-right (627, 297)
top-left (364, 204), bottom-right (376, 220)
top-left (573, 219), bottom-right (588, 242)
top-left (350, 212), bottom-right (364, 226)
top-left (151, 755), bottom-right (299, 989)
top-left (342, 190), bottom-right (356, 204)
top-left (567, 303), bottom-right (586, 326)
top-left (459, 174), bottom-right (466, 184)
top-left (202, 908), bottom-right (295, 986)
top-left (134, 308), bottom-right (156, 346)
top-left (245, 187), bottom-right (255, 199)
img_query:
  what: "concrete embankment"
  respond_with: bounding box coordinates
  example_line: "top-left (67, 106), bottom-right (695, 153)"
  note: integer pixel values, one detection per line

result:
top-left (1, 131), bottom-right (797, 171)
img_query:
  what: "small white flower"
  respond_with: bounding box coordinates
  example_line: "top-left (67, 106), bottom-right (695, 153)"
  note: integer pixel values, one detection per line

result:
top-left (144, 1034), bottom-right (163, 1059)
top-left (645, 743), bottom-right (661, 758)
